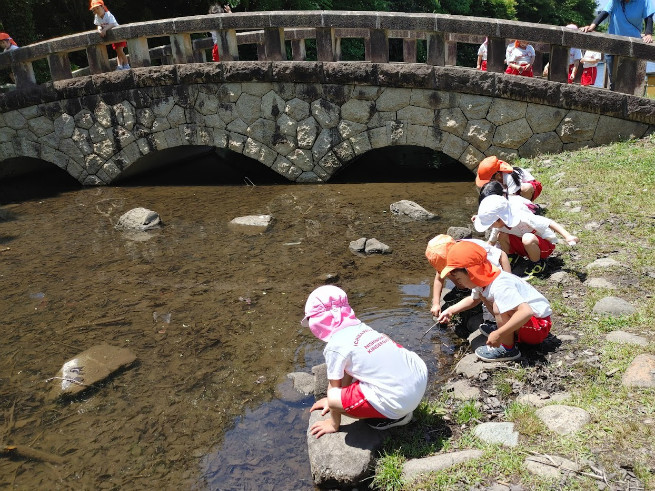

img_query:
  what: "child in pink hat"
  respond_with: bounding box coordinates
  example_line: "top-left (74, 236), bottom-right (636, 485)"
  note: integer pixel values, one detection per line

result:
top-left (303, 285), bottom-right (428, 437)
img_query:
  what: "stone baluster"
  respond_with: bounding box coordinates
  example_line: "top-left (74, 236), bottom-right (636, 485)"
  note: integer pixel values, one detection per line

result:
top-left (403, 39), bottom-right (417, 63)
top-left (369, 29), bottom-right (389, 63)
top-left (257, 43), bottom-right (267, 61)
top-left (127, 37), bottom-right (152, 68)
top-left (12, 61), bottom-right (36, 89)
top-left (532, 51), bottom-right (544, 77)
top-left (192, 39), bottom-right (207, 63)
top-left (335, 37), bottom-right (342, 61)
top-left (47, 52), bottom-right (73, 81)
top-left (316, 27), bottom-right (336, 62)
top-left (364, 38), bottom-right (371, 61)
top-left (264, 27), bottom-right (286, 61)
top-left (426, 32), bottom-right (447, 65)
top-left (170, 33), bottom-right (194, 64)
top-left (486, 37), bottom-right (506, 73)
top-left (291, 39), bottom-right (306, 61)
top-left (613, 56), bottom-right (647, 95)
top-left (216, 29), bottom-right (239, 61)
top-left (548, 44), bottom-right (569, 83)
top-left (445, 35), bottom-right (457, 65)
top-left (86, 45), bottom-right (111, 73)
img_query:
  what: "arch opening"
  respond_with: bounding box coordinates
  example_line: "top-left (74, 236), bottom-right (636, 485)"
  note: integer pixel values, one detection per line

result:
top-left (0, 157), bottom-right (81, 204)
top-left (329, 146), bottom-right (475, 183)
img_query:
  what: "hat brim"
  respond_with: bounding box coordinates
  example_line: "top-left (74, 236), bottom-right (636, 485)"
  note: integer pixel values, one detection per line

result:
top-left (473, 214), bottom-right (493, 232)
top-left (440, 265), bottom-right (456, 279)
top-left (475, 176), bottom-right (490, 188)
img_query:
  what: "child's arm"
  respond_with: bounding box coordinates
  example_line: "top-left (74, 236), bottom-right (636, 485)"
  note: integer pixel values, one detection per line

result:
top-left (97, 21), bottom-right (118, 38)
top-left (309, 379), bottom-right (343, 438)
top-left (549, 220), bottom-right (579, 245)
top-left (437, 296), bottom-right (481, 324)
top-left (430, 273), bottom-right (446, 316)
top-left (486, 302), bottom-right (533, 347)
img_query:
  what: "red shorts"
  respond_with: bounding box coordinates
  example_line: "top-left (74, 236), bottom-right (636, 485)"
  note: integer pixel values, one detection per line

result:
top-left (480, 60), bottom-right (487, 71)
top-left (581, 66), bottom-right (597, 86)
top-left (526, 180), bottom-right (542, 201)
top-left (340, 381), bottom-right (386, 419)
top-left (505, 66), bottom-right (533, 77)
top-left (112, 41), bottom-right (127, 50)
top-left (212, 44), bottom-right (220, 62)
top-left (508, 233), bottom-right (556, 259)
top-left (568, 63), bottom-right (575, 83)
top-left (517, 315), bottom-right (552, 344)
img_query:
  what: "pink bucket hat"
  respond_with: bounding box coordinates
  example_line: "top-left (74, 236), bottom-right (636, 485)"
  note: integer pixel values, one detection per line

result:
top-left (301, 285), bottom-right (360, 341)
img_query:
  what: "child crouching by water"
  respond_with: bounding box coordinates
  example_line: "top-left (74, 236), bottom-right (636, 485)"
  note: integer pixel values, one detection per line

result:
top-left (304, 285), bottom-right (427, 438)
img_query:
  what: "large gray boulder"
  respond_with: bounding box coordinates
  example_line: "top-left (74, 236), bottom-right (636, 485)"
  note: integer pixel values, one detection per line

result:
top-left (115, 207), bottom-right (162, 231)
top-left (307, 411), bottom-right (385, 488)
top-left (48, 344), bottom-right (137, 398)
top-left (389, 200), bottom-right (437, 220)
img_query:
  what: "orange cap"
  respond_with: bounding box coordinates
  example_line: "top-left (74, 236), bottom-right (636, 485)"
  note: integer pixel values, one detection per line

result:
top-left (425, 234), bottom-right (456, 272)
top-left (0, 32), bottom-right (17, 46)
top-left (440, 241), bottom-right (501, 287)
top-left (90, 0), bottom-right (107, 11)
top-left (475, 156), bottom-right (513, 187)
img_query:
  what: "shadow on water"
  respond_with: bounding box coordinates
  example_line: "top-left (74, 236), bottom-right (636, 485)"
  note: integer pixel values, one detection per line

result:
top-left (0, 146), bottom-right (478, 489)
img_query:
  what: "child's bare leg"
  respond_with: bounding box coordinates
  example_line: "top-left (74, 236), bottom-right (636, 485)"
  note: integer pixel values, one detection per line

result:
top-left (116, 47), bottom-right (128, 66)
top-left (520, 183), bottom-right (535, 201)
top-left (497, 231), bottom-right (511, 254)
top-left (521, 233), bottom-right (541, 262)
top-left (495, 310), bottom-right (519, 346)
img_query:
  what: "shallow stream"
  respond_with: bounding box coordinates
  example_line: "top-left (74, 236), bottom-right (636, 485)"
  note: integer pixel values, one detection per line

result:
top-left (0, 150), bottom-right (479, 489)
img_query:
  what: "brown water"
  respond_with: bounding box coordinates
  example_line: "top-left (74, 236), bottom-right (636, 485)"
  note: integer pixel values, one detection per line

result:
top-left (0, 154), bottom-right (479, 489)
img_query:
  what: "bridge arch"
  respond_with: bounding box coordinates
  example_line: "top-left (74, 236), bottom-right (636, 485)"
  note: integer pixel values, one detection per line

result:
top-left (0, 62), bottom-right (653, 185)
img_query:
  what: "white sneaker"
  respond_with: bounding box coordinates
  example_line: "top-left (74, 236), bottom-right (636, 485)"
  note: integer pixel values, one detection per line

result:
top-left (367, 411), bottom-right (413, 430)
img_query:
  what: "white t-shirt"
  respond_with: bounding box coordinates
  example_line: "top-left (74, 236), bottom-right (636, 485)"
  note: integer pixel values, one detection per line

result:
top-left (502, 167), bottom-right (536, 196)
top-left (489, 202), bottom-right (558, 243)
top-left (211, 31), bottom-right (219, 44)
top-left (324, 322), bottom-right (428, 419)
top-left (582, 50), bottom-right (601, 68)
top-left (94, 10), bottom-right (119, 29)
top-left (480, 270), bottom-right (552, 318)
top-left (569, 48), bottom-right (582, 65)
top-left (3, 44), bottom-right (18, 52)
top-left (506, 45), bottom-right (535, 65)
top-left (464, 238), bottom-right (502, 266)
top-left (477, 43), bottom-right (487, 61)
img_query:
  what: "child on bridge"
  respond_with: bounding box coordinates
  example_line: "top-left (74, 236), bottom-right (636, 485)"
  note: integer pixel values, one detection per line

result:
top-left (304, 285), bottom-right (427, 438)
top-left (437, 241), bottom-right (553, 362)
top-left (0, 32), bottom-right (19, 52)
top-left (505, 40), bottom-right (535, 77)
top-left (90, 0), bottom-right (130, 71)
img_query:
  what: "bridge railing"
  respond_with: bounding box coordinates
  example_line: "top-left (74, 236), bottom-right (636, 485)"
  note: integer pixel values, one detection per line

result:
top-left (1, 11), bottom-right (654, 96)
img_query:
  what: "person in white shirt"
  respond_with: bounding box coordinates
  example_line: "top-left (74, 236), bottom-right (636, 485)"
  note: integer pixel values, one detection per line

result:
top-left (580, 50), bottom-right (602, 85)
top-left (477, 38), bottom-right (488, 70)
top-left (90, 0), bottom-right (130, 70)
top-left (303, 286), bottom-right (428, 437)
top-left (437, 241), bottom-right (554, 362)
top-left (505, 40), bottom-right (535, 77)
top-left (0, 32), bottom-right (19, 52)
top-left (566, 24), bottom-right (583, 83)
top-left (208, 4), bottom-right (232, 62)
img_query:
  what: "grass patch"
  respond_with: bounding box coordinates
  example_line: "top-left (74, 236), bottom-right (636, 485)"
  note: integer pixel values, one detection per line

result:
top-left (454, 400), bottom-right (483, 424)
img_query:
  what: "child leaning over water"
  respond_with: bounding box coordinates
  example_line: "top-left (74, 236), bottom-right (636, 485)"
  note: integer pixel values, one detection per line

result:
top-left (90, 0), bottom-right (130, 70)
top-left (437, 241), bottom-right (553, 362)
top-left (304, 285), bottom-right (427, 438)
top-left (476, 156), bottom-right (543, 202)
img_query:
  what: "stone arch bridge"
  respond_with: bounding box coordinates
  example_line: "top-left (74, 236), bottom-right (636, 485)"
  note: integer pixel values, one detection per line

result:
top-left (1, 11), bottom-right (655, 184)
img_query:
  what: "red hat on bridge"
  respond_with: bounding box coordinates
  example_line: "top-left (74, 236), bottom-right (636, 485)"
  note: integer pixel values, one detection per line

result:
top-left (0, 33), bottom-right (18, 47)
top-left (475, 156), bottom-right (513, 187)
top-left (89, 0), bottom-right (108, 11)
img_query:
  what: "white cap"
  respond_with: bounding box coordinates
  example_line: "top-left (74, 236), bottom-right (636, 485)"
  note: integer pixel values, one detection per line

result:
top-left (474, 195), bottom-right (521, 232)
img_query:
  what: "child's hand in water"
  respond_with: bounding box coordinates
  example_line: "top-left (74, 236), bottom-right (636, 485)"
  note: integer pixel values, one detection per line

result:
top-left (437, 309), bottom-right (453, 325)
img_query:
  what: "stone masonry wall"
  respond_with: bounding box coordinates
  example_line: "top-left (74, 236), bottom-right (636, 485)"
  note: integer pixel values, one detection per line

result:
top-left (0, 62), bottom-right (653, 184)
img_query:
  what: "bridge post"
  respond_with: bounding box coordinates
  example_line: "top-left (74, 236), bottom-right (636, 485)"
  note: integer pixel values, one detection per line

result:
top-left (127, 38), bottom-right (152, 68)
top-left (12, 61), bottom-right (36, 89)
top-left (403, 39), bottom-right (417, 63)
top-left (47, 53), bottom-right (73, 81)
top-left (264, 27), bottom-right (286, 61)
top-left (86, 45), bottom-right (111, 73)
top-left (369, 29), bottom-right (389, 63)
top-left (170, 33), bottom-right (194, 64)
top-left (426, 32), bottom-right (448, 66)
top-left (613, 56), bottom-right (647, 96)
top-left (316, 27), bottom-right (336, 62)
top-left (486, 37), bottom-right (506, 73)
top-left (257, 43), bottom-right (267, 61)
top-left (291, 39), bottom-right (306, 61)
top-left (216, 30), bottom-right (239, 61)
top-left (549, 45), bottom-right (569, 83)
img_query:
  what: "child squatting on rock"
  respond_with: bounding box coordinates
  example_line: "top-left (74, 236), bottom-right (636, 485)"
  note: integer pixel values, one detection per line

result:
top-left (304, 285), bottom-right (428, 438)
top-left (436, 241), bottom-right (554, 362)
top-left (474, 194), bottom-right (579, 278)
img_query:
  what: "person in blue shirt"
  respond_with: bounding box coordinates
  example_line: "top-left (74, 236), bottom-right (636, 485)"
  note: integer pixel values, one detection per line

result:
top-left (581, 0), bottom-right (655, 89)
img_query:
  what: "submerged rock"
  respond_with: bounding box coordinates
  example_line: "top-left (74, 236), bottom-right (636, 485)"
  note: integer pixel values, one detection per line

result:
top-left (349, 237), bottom-right (391, 255)
top-left (115, 207), bottom-right (162, 231)
top-left (228, 214), bottom-right (274, 234)
top-left (49, 344), bottom-right (137, 398)
top-left (389, 200), bottom-right (437, 221)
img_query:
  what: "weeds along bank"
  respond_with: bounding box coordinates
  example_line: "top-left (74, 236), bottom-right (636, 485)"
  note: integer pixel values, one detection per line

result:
top-left (372, 136), bottom-right (655, 491)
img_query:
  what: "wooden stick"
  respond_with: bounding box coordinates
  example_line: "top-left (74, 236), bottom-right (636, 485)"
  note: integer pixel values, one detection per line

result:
top-left (0, 444), bottom-right (65, 465)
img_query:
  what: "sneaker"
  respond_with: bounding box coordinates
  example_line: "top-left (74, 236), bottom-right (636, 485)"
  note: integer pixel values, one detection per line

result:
top-left (507, 253), bottom-right (520, 265)
top-left (475, 344), bottom-right (521, 362)
top-left (478, 322), bottom-right (498, 338)
top-left (367, 411), bottom-right (413, 430)
top-left (523, 259), bottom-right (547, 278)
